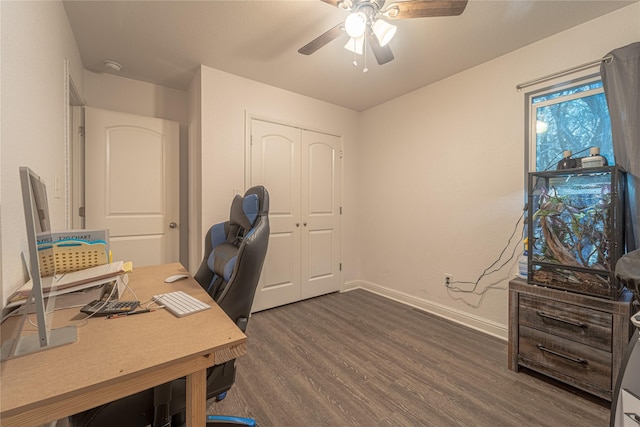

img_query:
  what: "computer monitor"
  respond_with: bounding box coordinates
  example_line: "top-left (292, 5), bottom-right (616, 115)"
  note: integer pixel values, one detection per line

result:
top-left (0, 167), bottom-right (77, 360)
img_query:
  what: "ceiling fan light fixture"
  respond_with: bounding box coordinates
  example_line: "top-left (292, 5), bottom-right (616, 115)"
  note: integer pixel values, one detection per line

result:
top-left (345, 12), bottom-right (367, 38)
top-left (372, 18), bottom-right (396, 46)
top-left (299, 0), bottom-right (467, 68)
top-left (344, 35), bottom-right (365, 55)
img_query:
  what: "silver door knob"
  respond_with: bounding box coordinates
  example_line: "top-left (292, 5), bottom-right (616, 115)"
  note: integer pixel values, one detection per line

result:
top-left (169, 222), bottom-right (178, 229)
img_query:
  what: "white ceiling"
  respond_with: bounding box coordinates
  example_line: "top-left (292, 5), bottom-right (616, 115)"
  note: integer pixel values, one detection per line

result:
top-left (62, 0), bottom-right (635, 111)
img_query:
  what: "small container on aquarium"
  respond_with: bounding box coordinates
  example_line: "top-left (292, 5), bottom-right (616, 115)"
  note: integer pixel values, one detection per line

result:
top-left (527, 166), bottom-right (625, 299)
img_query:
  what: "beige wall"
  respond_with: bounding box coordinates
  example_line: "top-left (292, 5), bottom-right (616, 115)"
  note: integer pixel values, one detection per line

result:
top-left (187, 69), bottom-right (203, 273)
top-left (82, 71), bottom-right (188, 124)
top-left (1, 1), bottom-right (84, 309)
top-left (357, 3), bottom-right (640, 339)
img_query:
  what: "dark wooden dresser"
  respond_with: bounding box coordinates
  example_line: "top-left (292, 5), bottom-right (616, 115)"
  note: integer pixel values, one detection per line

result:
top-left (509, 278), bottom-right (634, 401)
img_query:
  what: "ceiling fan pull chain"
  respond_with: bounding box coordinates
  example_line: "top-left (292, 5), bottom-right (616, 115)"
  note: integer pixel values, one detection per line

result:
top-left (363, 33), bottom-right (369, 73)
top-left (350, 37), bottom-right (358, 67)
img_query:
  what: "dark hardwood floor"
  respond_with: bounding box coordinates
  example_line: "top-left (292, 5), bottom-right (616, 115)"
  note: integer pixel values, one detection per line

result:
top-left (211, 289), bottom-right (610, 426)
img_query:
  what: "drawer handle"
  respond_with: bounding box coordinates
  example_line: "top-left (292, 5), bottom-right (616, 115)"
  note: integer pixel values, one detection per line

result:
top-left (536, 310), bottom-right (587, 328)
top-left (624, 413), bottom-right (640, 425)
top-left (536, 344), bottom-right (586, 364)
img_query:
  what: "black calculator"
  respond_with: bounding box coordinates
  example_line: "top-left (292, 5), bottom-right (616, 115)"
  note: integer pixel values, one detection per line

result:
top-left (81, 300), bottom-right (140, 316)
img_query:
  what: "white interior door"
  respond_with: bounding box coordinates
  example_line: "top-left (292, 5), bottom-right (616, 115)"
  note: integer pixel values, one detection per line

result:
top-left (84, 107), bottom-right (179, 267)
top-left (250, 120), bottom-right (302, 311)
top-left (250, 118), bottom-right (341, 312)
top-left (300, 130), bottom-right (341, 299)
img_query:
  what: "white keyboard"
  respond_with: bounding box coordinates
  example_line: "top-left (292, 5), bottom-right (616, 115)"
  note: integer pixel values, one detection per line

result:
top-left (152, 291), bottom-right (211, 318)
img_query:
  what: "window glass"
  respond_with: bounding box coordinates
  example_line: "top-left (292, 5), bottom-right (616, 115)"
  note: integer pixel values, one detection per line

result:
top-left (529, 79), bottom-right (614, 171)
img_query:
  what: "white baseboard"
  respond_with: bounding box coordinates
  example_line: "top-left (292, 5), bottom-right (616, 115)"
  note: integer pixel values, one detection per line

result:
top-left (342, 280), bottom-right (508, 341)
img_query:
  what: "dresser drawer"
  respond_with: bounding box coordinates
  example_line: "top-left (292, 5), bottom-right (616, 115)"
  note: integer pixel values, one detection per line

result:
top-left (519, 294), bottom-right (612, 351)
top-left (519, 326), bottom-right (612, 391)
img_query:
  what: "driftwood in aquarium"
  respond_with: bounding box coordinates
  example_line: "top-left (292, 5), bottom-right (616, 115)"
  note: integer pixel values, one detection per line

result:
top-left (532, 270), bottom-right (612, 296)
top-left (540, 216), bottom-right (609, 286)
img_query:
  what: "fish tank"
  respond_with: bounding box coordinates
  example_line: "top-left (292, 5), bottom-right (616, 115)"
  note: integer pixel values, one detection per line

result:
top-left (527, 166), bottom-right (625, 299)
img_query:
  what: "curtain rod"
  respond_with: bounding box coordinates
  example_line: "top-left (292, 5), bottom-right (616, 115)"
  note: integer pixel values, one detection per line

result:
top-left (516, 55), bottom-right (613, 91)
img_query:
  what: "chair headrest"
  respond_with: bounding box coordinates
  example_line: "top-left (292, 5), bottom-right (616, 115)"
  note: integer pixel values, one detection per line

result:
top-left (229, 193), bottom-right (259, 231)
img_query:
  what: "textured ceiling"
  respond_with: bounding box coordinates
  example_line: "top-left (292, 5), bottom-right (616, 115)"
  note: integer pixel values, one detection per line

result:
top-left (63, 0), bottom-right (635, 111)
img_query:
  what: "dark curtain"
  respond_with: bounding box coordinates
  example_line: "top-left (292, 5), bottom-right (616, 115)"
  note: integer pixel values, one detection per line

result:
top-left (601, 41), bottom-right (640, 252)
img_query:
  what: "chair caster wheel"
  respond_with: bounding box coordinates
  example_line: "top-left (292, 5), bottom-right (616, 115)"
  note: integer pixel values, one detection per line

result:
top-left (215, 391), bottom-right (227, 401)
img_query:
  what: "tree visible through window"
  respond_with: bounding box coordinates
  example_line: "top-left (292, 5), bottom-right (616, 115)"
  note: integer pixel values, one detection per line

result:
top-left (528, 78), bottom-right (614, 171)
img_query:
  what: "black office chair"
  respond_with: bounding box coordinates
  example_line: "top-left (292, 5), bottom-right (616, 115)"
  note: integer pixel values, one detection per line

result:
top-left (69, 186), bottom-right (270, 427)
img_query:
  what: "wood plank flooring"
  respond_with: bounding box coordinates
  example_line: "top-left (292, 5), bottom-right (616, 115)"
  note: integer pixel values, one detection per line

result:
top-left (211, 289), bottom-right (610, 426)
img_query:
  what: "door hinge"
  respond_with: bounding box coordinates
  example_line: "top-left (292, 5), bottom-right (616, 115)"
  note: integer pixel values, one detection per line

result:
top-left (339, 263), bottom-right (342, 271)
top-left (78, 126), bottom-right (85, 137)
top-left (79, 206), bottom-right (85, 217)
top-left (340, 206), bottom-right (342, 215)
top-left (340, 150), bottom-right (343, 158)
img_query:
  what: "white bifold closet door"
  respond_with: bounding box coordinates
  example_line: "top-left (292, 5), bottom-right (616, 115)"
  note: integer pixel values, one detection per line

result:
top-left (249, 119), bottom-right (341, 312)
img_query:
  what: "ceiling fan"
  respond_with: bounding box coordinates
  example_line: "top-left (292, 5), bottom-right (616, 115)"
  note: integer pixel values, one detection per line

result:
top-left (299, 0), bottom-right (468, 69)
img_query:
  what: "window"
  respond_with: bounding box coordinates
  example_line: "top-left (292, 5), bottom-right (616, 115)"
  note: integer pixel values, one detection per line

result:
top-left (526, 76), bottom-right (614, 172)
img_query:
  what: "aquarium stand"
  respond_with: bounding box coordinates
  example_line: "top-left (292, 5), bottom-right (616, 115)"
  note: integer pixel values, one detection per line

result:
top-left (509, 278), bottom-right (634, 401)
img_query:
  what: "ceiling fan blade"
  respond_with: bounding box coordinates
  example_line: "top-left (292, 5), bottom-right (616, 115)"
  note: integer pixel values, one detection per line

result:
top-left (366, 31), bottom-right (394, 65)
top-left (298, 23), bottom-right (345, 55)
top-left (383, 0), bottom-right (468, 19)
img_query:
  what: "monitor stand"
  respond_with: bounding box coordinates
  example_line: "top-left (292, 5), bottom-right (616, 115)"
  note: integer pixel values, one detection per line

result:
top-left (0, 292), bottom-right (77, 361)
top-left (1, 325), bottom-right (77, 360)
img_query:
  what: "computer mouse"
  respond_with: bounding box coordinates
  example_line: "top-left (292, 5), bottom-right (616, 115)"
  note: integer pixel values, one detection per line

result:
top-left (164, 274), bottom-right (189, 283)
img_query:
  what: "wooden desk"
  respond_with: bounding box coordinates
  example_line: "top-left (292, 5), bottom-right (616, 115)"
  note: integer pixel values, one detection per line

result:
top-left (0, 263), bottom-right (247, 427)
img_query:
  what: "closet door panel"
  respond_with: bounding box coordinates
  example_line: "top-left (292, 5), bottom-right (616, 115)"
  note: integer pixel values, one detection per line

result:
top-left (301, 131), bottom-right (341, 300)
top-left (250, 120), bottom-right (301, 311)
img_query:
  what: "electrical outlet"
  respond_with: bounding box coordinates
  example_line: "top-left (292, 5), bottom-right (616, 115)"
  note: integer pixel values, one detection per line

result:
top-left (444, 274), bottom-right (452, 287)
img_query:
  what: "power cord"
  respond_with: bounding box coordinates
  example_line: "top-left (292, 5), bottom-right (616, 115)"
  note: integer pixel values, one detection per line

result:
top-left (8, 273), bottom-right (137, 330)
top-left (453, 147), bottom-right (603, 307)
top-left (445, 207), bottom-right (526, 305)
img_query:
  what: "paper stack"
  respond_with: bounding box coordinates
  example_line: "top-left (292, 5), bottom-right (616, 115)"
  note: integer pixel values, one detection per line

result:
top-left (6, 261), bottom-right (131, 309)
